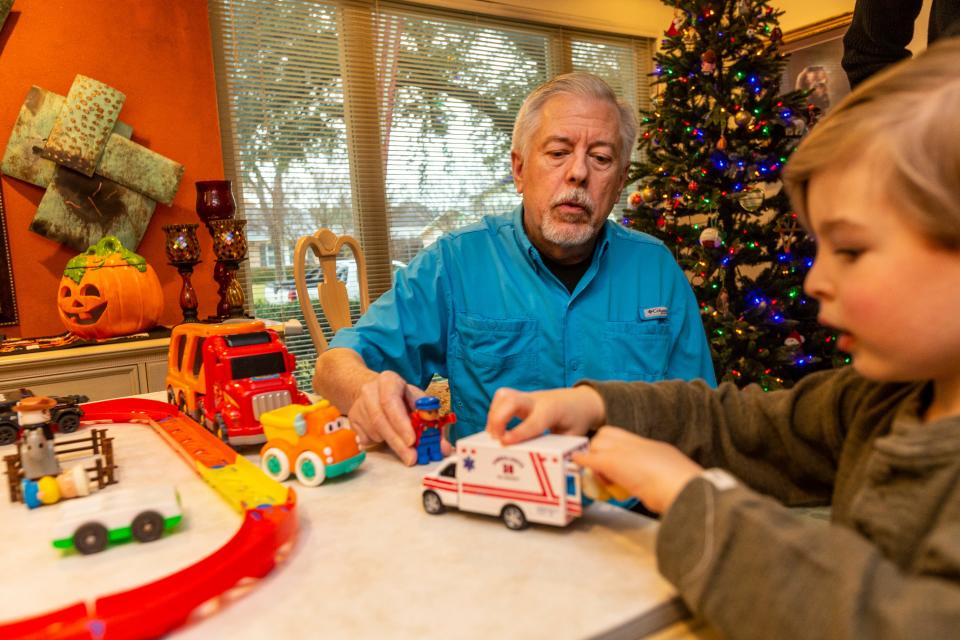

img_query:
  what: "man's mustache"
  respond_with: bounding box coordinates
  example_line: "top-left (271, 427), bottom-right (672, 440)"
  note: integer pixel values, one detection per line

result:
top-left (550, 188), bottom-right (595, 216)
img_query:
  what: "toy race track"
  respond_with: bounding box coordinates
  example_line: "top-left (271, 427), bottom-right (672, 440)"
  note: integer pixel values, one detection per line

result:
top-left (0, 398), bottom-right (298, 640)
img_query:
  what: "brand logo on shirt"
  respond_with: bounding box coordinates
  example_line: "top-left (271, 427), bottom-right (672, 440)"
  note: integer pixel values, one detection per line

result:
top-left (643, 306), bottom-right (668, 319)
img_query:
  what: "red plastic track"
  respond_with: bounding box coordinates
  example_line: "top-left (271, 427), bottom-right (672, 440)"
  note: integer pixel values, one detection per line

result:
top-left (0, 398), bottom-right (298, 640)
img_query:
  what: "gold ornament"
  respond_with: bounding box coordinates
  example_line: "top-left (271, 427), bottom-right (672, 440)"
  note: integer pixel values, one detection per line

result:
top-left (734, 110), bottom-right (752, 127)
top-left (641, 186), bottom-right (658, 203)
top-left (739, 188), bottom-right (764, 211)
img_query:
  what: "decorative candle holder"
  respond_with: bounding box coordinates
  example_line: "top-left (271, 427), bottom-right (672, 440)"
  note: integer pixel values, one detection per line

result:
top-left (209, 218), bottom-right (248, 319)
top-left (195, 180), bottom-right (236, 232)
top-left (162, 223), bottom-right (202, 324)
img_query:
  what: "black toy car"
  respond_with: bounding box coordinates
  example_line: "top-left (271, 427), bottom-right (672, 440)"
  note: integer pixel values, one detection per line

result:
top-left (0, 388), bottom-right (89, 445)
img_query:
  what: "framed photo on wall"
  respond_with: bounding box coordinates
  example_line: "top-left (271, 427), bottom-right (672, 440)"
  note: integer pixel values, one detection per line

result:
top-left (781, 13), bottom-right (853, 119)
top-left (0, 184), bottom-right (18, 326)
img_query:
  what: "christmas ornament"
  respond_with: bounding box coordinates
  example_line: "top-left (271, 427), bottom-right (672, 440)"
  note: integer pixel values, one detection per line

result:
top-left (784, 331), bottom-right (805, 347)
top-left (627, 191), bottom-right (644, 210)
top-left (716, 135), bottom-right (727, 150)
top-left (770, 27), bottom-right (783, 42)
top-left (701, 50), bottom-right (717, 74)
top-left (673, 8), bottom-right (688, 28)
top-left (734, 110), bottom-right (752, 127)
top-left (699, 227), bottom-right (722, 248)
top-left (641, 186), bottom-right (658, 203)
top-left (683, 27), bottom-right (697, 52)
top-left (739, 188), bottom-right (764, 211)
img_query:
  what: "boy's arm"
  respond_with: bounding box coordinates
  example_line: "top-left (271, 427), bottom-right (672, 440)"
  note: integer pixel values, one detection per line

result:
top-left (583, 367), bottom-right (864, 505)
top-left (658, 475), bottom-right (960, 639)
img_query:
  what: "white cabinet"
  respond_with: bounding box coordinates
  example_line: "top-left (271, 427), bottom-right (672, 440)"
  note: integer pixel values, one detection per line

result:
top-left (0, 338), bottom-right (169, 400)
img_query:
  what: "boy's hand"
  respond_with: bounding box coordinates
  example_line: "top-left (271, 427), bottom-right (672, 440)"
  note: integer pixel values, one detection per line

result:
top-left (485, 386), bottom-right (606, 445)
top-left (572, 426), bottom-right (704, 514)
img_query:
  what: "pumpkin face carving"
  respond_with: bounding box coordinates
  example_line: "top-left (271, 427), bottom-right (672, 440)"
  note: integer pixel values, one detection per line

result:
top-left (57, 236), bottom-right (163, 339)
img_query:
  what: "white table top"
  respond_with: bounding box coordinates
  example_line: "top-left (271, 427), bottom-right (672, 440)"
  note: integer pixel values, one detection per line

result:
top-left (1, 396), bottom-right (688, 639)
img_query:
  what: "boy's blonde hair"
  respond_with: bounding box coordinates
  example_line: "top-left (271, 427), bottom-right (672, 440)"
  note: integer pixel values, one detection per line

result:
top-left (783, 38), bottom-right (960, 248)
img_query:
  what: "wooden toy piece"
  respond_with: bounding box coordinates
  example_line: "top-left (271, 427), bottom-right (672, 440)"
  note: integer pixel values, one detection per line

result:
top-left (51, 485), bottom-right (183, 555)
top-left (411, 395), bottom-right (456, 465)
top-left (421, 431), bottom-right (587, 530)
top-left (259, 400), bottom-right (365, 487)
top-left (166, 320), bottom-right (311, 446)
top-left (581, 467), bottom-right (632, 503)
top-left (15, 396), bottom-right (61, 480)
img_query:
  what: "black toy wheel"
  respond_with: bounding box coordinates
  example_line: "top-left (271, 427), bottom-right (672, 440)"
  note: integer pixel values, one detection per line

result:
top-left (167, 387), bottom-right (176, 405)
top-left (501, 504), bottom-right (528, 530)
top-left (422, 490), bottom-right (445, 515)
top-left (195, 397), bottom-right (206, 424)
top-left (0, 423), bottom-right (16, 446)
top-left (74, 522), bottom-right (109, 554)
top-left (131, 510), bottom-right (165, 543)
top-left (214, 413), bottom-right (230, 444)
top-left (56, 412), bottom-right (80, 434)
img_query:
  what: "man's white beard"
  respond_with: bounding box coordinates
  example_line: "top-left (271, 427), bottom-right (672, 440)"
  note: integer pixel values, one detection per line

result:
top-left (541, 213), bottom-right (597, 247)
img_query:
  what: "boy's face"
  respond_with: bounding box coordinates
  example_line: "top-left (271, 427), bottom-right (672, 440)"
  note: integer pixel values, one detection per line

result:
top-left (803, 162), bottom-right (960, 382)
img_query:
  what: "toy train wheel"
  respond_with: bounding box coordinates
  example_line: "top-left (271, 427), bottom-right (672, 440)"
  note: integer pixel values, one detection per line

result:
top-left (132, 510), bottom-right (165, 543)
top-left (0, 422), bottom-right (16, 446)
top-left (166, 386), bottom-right (176, 405)
top-left (261, 447), bottom-right (291, 482)
top-left (295, 451), bottom-right (327, 487)
top-left (422, 490), bottom-right (445, 515)
top-left (501, 504), bottom-right (528, 531)
top-left (74, 522), bottom-right (109, 555)
top-left (57, 412), bottom-right (80, 434)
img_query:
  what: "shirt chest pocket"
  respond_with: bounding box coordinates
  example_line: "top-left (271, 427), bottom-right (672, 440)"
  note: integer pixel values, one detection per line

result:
top-left (453, 313), bottom-right (540, 382)
top-left (599, 319), bottom-right (671, 381)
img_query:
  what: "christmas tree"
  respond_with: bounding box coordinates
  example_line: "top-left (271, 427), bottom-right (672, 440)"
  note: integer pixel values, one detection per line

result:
top-left (625, 0), bottom-right (847, 389)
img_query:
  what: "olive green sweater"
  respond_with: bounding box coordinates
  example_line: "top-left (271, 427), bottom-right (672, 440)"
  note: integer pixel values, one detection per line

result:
top-left (590, 366), bottom-right (960, 639)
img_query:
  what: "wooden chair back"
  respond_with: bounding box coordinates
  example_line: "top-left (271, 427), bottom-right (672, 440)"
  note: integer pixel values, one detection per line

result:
top-left (293, 229), bottom-right (370, 352)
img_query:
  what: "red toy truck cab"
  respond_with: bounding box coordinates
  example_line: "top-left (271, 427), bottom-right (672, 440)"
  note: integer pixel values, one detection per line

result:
top-left (166, 320), bottom-right (310, 446)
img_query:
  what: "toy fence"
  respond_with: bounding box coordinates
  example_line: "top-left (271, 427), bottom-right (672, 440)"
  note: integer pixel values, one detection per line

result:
top-left (4, 428), bottom-right (117, 503)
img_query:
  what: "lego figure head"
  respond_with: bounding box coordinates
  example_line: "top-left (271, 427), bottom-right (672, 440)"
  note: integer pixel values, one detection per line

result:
top-left (14, 395), bottom-right (57, 428)
top-left (415, 395), bottom-right (441, 421)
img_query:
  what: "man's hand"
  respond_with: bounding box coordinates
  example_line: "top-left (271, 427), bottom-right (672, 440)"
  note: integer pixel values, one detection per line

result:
top-left (572, 427), bottom-right (703, 514)
top-left (348, 370), bottom-right (424, 466)
top-left (485, 386), bottom-right (606, 444)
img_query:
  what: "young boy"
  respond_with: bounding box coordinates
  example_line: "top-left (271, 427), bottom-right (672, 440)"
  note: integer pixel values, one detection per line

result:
top-left (485, 39), bottom-right (960, 639)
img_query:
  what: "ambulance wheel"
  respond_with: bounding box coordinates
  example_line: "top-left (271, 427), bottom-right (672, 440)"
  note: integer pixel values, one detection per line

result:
top-left (74, 522), bottom-right (109, 555)
top-left (132, 510), bottom-right (165, 543)
top-left (422, 490), bottom-right (445, 515)
top-left (261, 447), bottom-right (291, 482)
top-left (295, 451), bottom-right (327, 487)
top-left (501, 504), bottom-right (528, 530)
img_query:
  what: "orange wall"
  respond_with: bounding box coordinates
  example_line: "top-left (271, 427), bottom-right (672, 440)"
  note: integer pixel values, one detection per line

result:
top-left (0, 0), bottom-right (224, 337)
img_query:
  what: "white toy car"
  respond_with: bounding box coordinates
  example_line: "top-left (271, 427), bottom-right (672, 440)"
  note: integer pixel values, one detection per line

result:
top-left (51, 485), bottom-right (182, 554)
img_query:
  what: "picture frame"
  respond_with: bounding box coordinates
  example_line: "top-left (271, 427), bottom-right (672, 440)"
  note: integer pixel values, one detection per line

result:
top-left (0, 184), bottom-right (18, 326)
top-left (781, 12), bottom-right (853, 118)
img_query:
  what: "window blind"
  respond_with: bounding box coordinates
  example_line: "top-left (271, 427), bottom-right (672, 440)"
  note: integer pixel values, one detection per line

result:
top-left (209, 0), bottom-right (653, 389)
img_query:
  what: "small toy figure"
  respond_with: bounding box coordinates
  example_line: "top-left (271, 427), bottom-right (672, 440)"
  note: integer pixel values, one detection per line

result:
top-left (411, 396), bottom-right (456, 465)
top-left (16, 396), bottom-right (61, 480)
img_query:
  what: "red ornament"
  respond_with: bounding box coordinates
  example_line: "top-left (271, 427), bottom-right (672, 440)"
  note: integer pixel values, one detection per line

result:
top-left (655, 216), bottom-right (667, 229)
top-left (688, 180), bottom-right (699, 191)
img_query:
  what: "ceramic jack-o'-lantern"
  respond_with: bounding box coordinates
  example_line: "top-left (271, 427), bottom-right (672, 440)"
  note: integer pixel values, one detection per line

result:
top-left (57, 236), bottom-right (163, 339)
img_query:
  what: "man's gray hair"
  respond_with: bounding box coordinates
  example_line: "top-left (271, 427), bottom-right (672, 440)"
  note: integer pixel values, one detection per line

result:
top-left (511, 72), bottom-right (638, 170)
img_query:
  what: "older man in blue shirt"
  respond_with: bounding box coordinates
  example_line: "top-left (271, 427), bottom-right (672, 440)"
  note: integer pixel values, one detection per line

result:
top-left (316, 72), bottom-right (715, 465)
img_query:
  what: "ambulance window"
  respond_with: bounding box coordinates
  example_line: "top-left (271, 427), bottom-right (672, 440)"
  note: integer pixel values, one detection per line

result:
top-left (566, 475), bottom-right (577, 496)
top-left (439, 462), bottom-right (456, 478)
top-left (175, 335), bottom-right (186, 371)
top-left (192, 338), bottom-right (206, 377)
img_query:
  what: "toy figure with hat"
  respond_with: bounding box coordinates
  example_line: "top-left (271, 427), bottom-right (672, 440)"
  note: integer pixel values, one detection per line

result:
top-left (411, 395), bottom-right (456, 466)
top-left (15, 396), bottom-right (61, 480)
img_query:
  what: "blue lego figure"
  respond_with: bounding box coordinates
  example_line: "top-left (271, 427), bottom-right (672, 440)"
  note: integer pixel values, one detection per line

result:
top-left (410, 395), bottom-right (456, 465)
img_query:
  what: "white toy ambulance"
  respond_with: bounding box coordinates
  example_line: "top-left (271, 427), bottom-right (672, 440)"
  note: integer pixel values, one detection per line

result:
top-left (51, 485), bottom-right (183, 554)
top-left (421, 431), bottom-right (588, 530)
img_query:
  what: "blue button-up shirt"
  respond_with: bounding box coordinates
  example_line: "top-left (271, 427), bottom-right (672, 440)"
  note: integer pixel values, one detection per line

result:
top-left (330, 205), bottom-right (716, 440)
